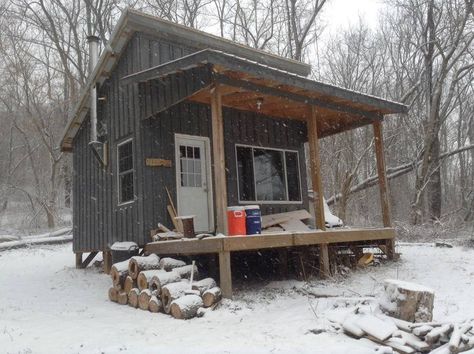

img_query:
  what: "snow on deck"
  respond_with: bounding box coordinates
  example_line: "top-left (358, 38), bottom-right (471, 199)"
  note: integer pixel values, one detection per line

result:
top-left (1, 243), bottom-right (473, 353)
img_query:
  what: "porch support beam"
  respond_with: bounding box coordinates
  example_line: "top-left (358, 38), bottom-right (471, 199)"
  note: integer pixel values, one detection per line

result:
top-left (373, 120), bottom-right (394, 259)
top-left (215, 75), bottom-right (382, 121)
top-left (210, 83), bottom-right (228, 235)
top-left (307, 106), bottom-right (330, 278)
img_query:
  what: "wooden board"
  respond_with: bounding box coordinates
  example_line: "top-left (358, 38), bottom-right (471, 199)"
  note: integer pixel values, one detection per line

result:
top-left (279, 219), bottom-right (311, 232)
top-left (145, 158), bottom-right (172, 167)
top-left (261, 210), bottom-right (312, 229)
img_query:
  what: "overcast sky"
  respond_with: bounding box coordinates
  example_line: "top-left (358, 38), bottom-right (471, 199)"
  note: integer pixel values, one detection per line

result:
top-left (324, 0), bottom-right (383, 31)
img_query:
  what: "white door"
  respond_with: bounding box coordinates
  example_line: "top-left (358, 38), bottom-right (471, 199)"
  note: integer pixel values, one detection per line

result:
top-left (175, 134), bottom-right (214, 232)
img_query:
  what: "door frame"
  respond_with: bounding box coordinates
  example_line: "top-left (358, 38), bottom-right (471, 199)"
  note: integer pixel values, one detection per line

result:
top-left (174, 133), bottom-right (215, 232)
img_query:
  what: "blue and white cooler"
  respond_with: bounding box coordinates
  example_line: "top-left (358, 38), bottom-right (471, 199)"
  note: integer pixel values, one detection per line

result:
top-left (244, 205), bottom-right (262, 235)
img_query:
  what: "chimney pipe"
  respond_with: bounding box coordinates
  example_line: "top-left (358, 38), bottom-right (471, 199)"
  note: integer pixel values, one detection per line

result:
top-left (87, 35), bottom-right (100, 143)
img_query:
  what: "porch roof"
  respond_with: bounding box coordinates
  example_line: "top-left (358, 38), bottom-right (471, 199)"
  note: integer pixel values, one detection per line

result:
top-left (122, 49), bottom-right (408, 138)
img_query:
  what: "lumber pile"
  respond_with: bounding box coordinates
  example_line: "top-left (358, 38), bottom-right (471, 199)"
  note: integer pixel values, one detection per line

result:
top-left (261, 209), bottom-right (313, 233)
top-left (107, 255), bottom-right (221, 319)
top-left (339, 312), bottom-right (474, 353)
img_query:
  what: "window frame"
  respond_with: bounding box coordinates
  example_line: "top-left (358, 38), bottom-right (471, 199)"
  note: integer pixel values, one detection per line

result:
top-left (116, 137), bottom-right (135, 206)
top-left (235, 143), bottom-right (303, 204)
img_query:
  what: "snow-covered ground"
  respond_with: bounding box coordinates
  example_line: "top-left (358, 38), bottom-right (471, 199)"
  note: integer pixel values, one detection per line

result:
top-left (1, 242), bottom-right (474, 354)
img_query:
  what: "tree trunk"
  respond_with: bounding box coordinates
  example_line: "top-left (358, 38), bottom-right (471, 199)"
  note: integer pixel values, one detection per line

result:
top-left (202, 287), bottom-right (222, 307)
top-left (161, 281), bottom-right (190, 314)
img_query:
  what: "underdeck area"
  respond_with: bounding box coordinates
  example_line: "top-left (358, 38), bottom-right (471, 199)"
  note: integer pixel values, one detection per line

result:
top-left (144, 227), bottom-right (395, 298)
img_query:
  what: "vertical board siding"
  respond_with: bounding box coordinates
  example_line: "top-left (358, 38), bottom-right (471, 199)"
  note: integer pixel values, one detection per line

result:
top-left (139, 101), bottom-right (309, 237)
top-left (72, 30), bottom-right (308, 252)
top-left (72, 32), bottom-right (200, 252)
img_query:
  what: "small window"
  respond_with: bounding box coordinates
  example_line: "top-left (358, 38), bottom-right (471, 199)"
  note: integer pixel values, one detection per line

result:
top-left (236, 145), bottom-right (302, 203)
top-left (117, 139), bottom-right (134, 204)
top-left (179, 144), bottom-right (202, 188)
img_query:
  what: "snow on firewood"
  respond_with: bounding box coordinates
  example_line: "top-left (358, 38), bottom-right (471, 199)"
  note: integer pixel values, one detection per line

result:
top-left (159, 257), bottom-right (186, 271)
top-left (137, 269), bottom-right (167, 290)
top-left (110, 259), bottom-right (130, 287)
top-left (128, 254), bottom-right (160, 279)
top-left (170, 294), bottom-right (203, 320)
top-left (191, 278), bottom-right (216, 295)
top-left (162, 281), bottom-right (191, 314)
top-left (173, 264), bottom-right (199, 280)
top-left (354, 314), bottom-right (397, 342)
top-left (149, 271), bottom-right (181, 295)
top-left (202, 287), bottom-right (222, 308)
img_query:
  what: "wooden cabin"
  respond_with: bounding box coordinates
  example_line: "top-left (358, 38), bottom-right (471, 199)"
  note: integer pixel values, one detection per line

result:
top-left (60, 9), bottom-right (408, 298)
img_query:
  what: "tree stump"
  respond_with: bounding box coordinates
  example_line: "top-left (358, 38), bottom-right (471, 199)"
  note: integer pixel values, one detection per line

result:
top-left (380, 279), bottom-right (434, 322)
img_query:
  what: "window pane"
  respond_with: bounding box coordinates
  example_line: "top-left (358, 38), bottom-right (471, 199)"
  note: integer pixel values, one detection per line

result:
top-left (254, 149), bottom-right (285, 201)
top-left (194, 147), bottom-right (200, 159)
top-left (120, 172), bottom-right (134, 202)
top-left (186, 146), bottom-right (193, 158)
top-left (179, 146), bottom-right (186, 158)
top-left (236, 147), bottom-right (255, 201)
top-left (118, 141), bottom-right (133, 172)
top-left (285, 152), bottom-right (301, 201)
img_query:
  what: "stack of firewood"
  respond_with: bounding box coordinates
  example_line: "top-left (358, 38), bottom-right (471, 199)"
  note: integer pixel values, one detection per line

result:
top-left (339, 312), bottom-right (474, 353)
top-left (108, 254), bottom-right (221, 319)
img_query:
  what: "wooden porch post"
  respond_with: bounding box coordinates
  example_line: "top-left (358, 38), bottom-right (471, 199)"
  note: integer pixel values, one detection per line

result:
top-left (210, 83), bottom-right (228, 235)
top-left (308, 106), bottom-right (330, 278)
top-left (373, 120), bottom-right (394, 259)
top-left (211, 83), bottom-right (232, 298)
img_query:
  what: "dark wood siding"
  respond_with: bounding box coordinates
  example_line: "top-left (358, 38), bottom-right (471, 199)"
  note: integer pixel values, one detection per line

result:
top-left (72, 32), bottom-right (198, 252)
top-left (139, 102), bottom-right (309, 236)
top-left (72, 31), bottom-right (308, 252)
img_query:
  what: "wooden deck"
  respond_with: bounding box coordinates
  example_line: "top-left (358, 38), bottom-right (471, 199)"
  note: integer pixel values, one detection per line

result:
top-left (145, 227), bottom-right (395, 299)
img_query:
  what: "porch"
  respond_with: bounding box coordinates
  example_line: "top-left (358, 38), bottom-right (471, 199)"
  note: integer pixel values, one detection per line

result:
top-left (145, 227), bottom-right (396, 298)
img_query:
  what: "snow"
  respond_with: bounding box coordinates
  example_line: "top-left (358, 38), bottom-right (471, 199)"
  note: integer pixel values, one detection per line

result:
top-left (384, 279), bottom-right (434, 293)
top-left (110, 241), bottom-right (138, 251)
top-left (1, 242), bottom-right (474, 353)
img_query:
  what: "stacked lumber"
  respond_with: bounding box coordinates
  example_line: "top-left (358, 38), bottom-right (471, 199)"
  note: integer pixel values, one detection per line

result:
top-left (339, 312), bottom-right (474, 353)
top-left (261, 209), bottom-right (313, 233)
top-left (107, 255), bottom-right (221, 319)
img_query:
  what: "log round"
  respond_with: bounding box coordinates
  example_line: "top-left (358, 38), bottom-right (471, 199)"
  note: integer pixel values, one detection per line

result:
top-left (149, 295), bottom-right (163, 313)
top-left (202, 287), bottom-right (222, 308)
top-left (108, 287), bottom-right (118, 302)
top-left (138, 289), bottom-right (152, 310)
top-left (117, 291), bottom-right (128, 305)
top-left (137, 270), bottom-right (168, 291)
top-left (110, 259), bottom-right (130, 287)
top-left (174, 264), bottom-right (199, 280)
top-left (128, 288), bottom-right (140, 308)
top-left (381, 279), bottom-right (435, 323)
top-left (161, 281), bottom-right (191, 314)
top-left (124, 275), bottom-right (136, 294)
top-left (170, 294), bottom-right (203, 320)
top-left (159, 257), bottom-right (186, 271)
top-left (192, 278), bottom-right (217, 295)
top-left (128, 254), bottom-right (160, 279)
top-left (149, 271), bottom-right (181, 295)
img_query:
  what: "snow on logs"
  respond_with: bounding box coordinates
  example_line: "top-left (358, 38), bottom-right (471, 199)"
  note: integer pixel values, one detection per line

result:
top-left (107, 256), bottom-right (221, 319)
top-left (128, 254), bottom-right (160, 279)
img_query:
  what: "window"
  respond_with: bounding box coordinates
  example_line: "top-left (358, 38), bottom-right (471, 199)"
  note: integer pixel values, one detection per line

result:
top-left (117, 139), bottom-right (134, 204)
top-left (236, 145), bottom-right (301, 203)
top-left (179, 145), bottom-right (202, 188)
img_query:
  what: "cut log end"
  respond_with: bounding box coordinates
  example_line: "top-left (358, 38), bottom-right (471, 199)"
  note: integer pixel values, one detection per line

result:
top-left (128, 288), bottom-right (140, 308)
top-left (128, 254), bottom-right (160, 279)
top-left (108, 287), bottom-right (118, 302)
top-left (149, 295), bottom-right (162, 313)
top-left (117, 291), bottom-right (128, 305)
top-left (170, 294), bottom-right (203, 320)
top-left (124, 276), bottom-right (135, 294)
top-left (138, 289), bottom-right (152, 310)
top-left (202, 287), bottom-right (222, 308)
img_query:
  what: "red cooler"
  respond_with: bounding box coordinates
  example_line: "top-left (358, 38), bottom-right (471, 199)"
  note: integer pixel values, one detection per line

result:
top-left (227, 206), bottom-right (246, 236)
